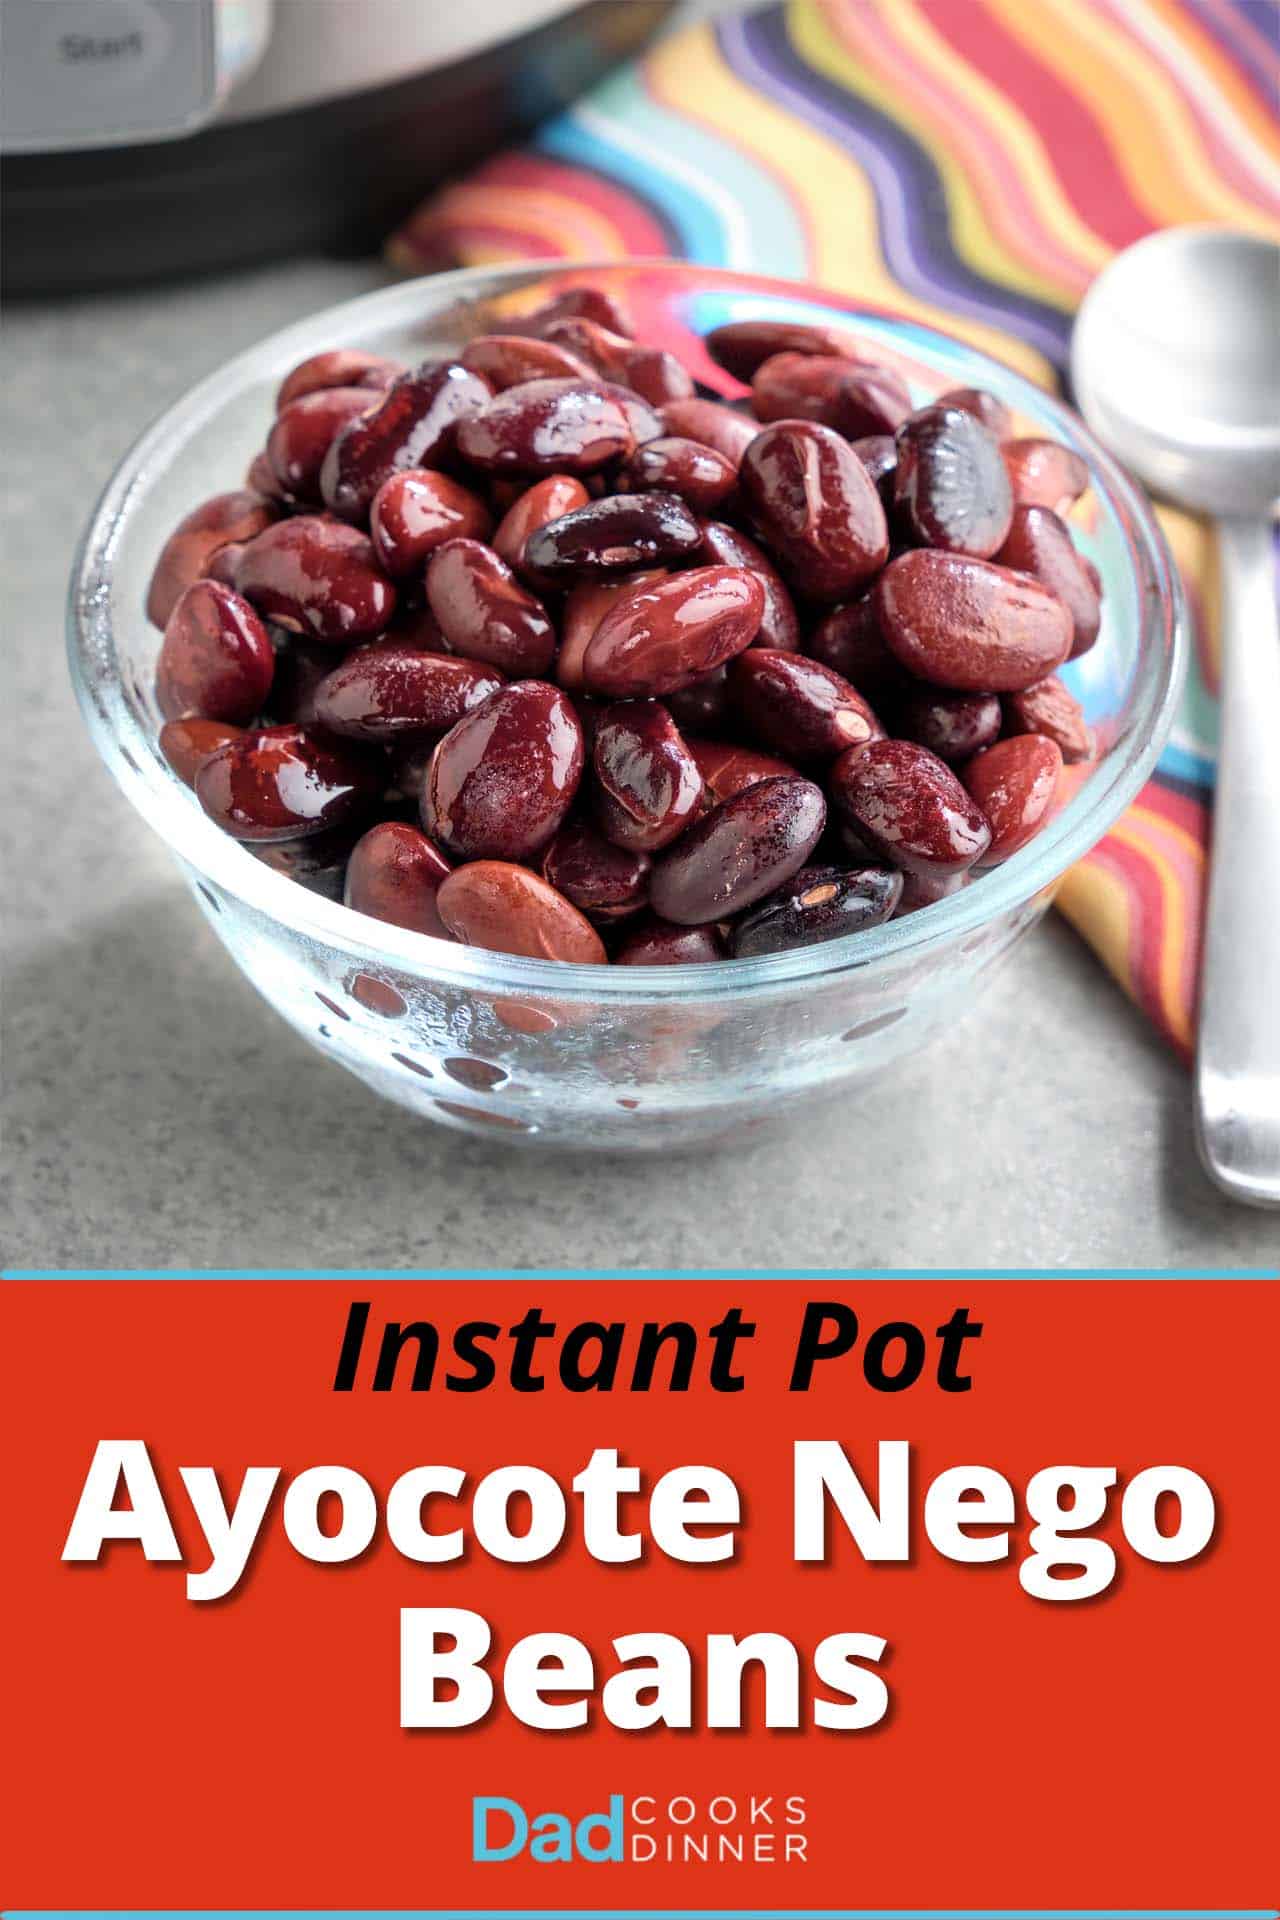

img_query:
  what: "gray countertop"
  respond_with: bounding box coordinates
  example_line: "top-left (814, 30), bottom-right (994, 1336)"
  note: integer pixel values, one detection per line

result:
top-left (2, 258), bottom-right (1275, 1272)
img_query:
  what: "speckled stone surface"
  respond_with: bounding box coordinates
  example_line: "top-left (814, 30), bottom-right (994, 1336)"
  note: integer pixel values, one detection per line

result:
top-left (2, 258), bottom-right (1274, 1272)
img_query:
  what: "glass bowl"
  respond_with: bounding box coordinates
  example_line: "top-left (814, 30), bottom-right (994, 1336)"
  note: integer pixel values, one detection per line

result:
top-left (68, 260), bottom-right (1186, 1150)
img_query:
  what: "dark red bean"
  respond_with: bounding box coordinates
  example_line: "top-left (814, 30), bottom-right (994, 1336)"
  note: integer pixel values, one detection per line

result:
top-left (250, 823), bottom-right (363, 901)
top-left (687, 736), bottom-right (795, 805)
top-left (995, 504), bottom-right (1101, 659)
top-left (266, 388), bottom-right (375, 503)
top-left (876, 549), bottom-right (1073, 693)
top-left (697, 522), bottom-right (800, 651)
top-left (963, 734), bottom-right (1062, 864)
top-left (425, 537), bottom-right (556, 676)
top-left (649, 775), bottom-right (826, 924)
top-left (895, 686), bottom-right (1002, 763)
top-left (424, 681), bottom-right (584, 860)
top-left (1003, 437), bottom-right (1090, 514)
top-left (266, 638), bottom-right (336, 723)
top-left (895, 868), bottom-right (969, 916)
top-left (664, 666), bottom-right (731, 737)
top-left (146, 490), bottom-right (277, 629)
top-left (556, 571), bottom-right (666, 692)
top-left (850, 434), bottom-right (898, 516)
top-left (615, 916), bottom-right (724, 964)
top-left (196, 724), bottom-right (379, 841)
top-left (159, 717), bottom-right (243, 787)
top-left (155, 580), bottom-right (275, 725)
top-left (321, 362), bottom-right (493, 521)
top-left (525, 491), bottom-right (701, 581)
top-left (454, 378), bottom-right (634, 474)
top-left (517, 284), bottom-right (635, 340)
top-left (739, 420), bottom-right (889, 601)
top-left (437, 859), bottom-right (606, 963)
top-left (344, 820), bottom-right (452, 937)
top-left (582, 566), bottom-right (765, 698)
top-left (829, 737), bottom-right (991, 876)
top-left (623, 438), bottom-right (737, 513)
top-left (752, 353), bottom-right (912, 438)
top-left (729, 862), bottom-right (903, 957)
top-left (730, 649), bottom-right (881, 762)
top-left (1003, 674), bottom-right (1094, 764)
top-left (233, 516), bottom-right (396, 644)
top-left (593, 701), bottom-right (704, 852)
top-left (542, 819), bottom-right (650, 921)
top-left (276, 349), bottom-right (404, 412)
top-left (704, 319), bottom-right (864, 382)
top-left (807, 595), bottom-right (907, 701)
top-left (658, 398), bottom-right (759, 468)
top-left (895, 404), bottom-right (1013, 557)
top-left (492, 474), bottom-right (590, 576)
top-left (937, 386), bottom-right (1013, 441)
top-left (245, 453), bottom-right (291, 507)
top-left (313, 645), bottom-right (502, 742)
top-left (613, 344), bottom-right (695, 406)
top-left (460, 333), bottom-right (596, 389)
top-left (369, 469), bottom-right (492, 577)
top-left (538, 316), bottom-right (636, 379)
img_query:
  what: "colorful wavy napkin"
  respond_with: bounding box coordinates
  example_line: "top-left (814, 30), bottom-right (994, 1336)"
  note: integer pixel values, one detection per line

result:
top-left (390, 0), bottom-right (1280, 1056)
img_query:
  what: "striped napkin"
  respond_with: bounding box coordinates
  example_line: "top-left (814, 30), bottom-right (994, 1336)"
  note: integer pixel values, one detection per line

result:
top-left (390, 0), bottom-right (1280, 1057)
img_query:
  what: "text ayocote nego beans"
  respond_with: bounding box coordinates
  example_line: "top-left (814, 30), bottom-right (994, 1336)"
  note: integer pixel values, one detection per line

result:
top-left (59, 1298), bottom-right (1217, 1734)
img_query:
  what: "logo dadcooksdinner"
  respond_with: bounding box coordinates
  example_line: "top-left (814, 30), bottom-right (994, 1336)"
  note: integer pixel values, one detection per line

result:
top-left (472, 1791), bottom-right (810, 1864)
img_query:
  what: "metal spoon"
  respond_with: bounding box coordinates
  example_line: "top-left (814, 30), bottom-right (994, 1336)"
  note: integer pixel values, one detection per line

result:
top-left (1072, 225), bottom-right (1280, 1208)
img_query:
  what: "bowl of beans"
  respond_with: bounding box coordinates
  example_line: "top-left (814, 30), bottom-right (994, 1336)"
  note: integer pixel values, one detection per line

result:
top-left (69, 261), bottom-right (1185, 1148)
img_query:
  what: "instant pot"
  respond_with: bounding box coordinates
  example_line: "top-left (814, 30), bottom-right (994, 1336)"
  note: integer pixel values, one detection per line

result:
top-left (1, 0), bottom-right (673, 295)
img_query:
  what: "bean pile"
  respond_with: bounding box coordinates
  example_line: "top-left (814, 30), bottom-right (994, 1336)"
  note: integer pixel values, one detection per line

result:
top-left (148, 286), bottom-right (1099, 966)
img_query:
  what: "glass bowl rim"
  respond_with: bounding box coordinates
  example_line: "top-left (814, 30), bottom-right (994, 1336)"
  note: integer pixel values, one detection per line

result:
top-left (67, 256), bottom-right (1188, 1003)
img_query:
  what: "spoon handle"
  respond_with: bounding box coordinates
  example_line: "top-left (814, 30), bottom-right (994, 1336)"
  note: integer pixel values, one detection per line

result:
top-left (1194, 516), bottom-right (1280, 1208)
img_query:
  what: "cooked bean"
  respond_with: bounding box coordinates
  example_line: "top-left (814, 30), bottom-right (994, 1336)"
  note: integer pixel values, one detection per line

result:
top-left (233, 516), bottom-right (396, 644)
top-left (196, 724), bottom-right (379, 841)
top-left (344, 820), bottom-right (452, 936)
top-left (454, 378), bottom-right (635, 474)
top-left (276, 349), bottom-right (404, 412)
top-left (593, 701), bottom-right (704, 852)
top-left (582, 566), bottom-right (765, 698)
top-left (525, 491), bottom-right (701, 581)
top-left (321, 361), bottom-right (493, 522)
top-left (460, 333), bottom-right (596, 389)
top-left (370, 470), bottom-right (492, 577)
top-left (649, 775), bottom-right (826, 923)
top-left (829, 737), bottom-right (991, 876)
top-left (556, 571), bottom-right (665, 693)
top-left (729, 863), bottom-right (903, 956)
top-left (266, 387), bottom-right (375, 503)
top-left (739, 420), bottom-right (889, 601)
top-left (426, 537), bottom-right (556, 677)
top-left (492, 474), bottom-right (590, 577)
top-left (730, 649), bottom-right (881, 762)
top-left (687, 736), bottom-right (795, 806)
top-left (752, 353), bottom-right (912, 438)
top-left (963, 734), bottom-right (1063, 863)
top-left (875, 549), bottom-right (1072, 692)
top-left (624, 438), bottom-right (737, 513)
top-left (704, 318), bottom-right (864, 382)
top-left (266, 638), bottom-right (338, 724)
top-left (155, 580), bottom-right (275, 725)
top-left (424, 680), bottom-right (583, 860)
top-left (850, 434), bottom-right (898, 515)
top-left (1003, 674), bottom-right (1094, 763)
top-left (250, 823), bottom-right (363, 900)
top-left (895, 686), bottom-right (1002, 763)
top-left (542, 818), bottom-right (651, 920)
top-left (313, 645), bottom-right (501, 742)
top-left (1003, 437), bottom-right (1090, 514)
top-left (159, 717), bottom-right (244, 788)
top-left (437, 860), bottom-right (607, 962)
top-left (517, 284), bottom-right (635, 340)
top-left (146, 489), bottom-right (277, 629)
top-left (895, 868), bottom-right (969, 915)
top-left (894, 404), bottom-right (1013, 557)
top-left (658, 397), bottom-right (759, 468)
top-left (665, 666), bottom-right (731, 737)
top-left (807, 595), bottom-right (907, 700)
top-left (937, 386), bottom-right (1013, 441)
top-left (616, 916), bottom-right (725, 964)
top-left (995, 504), bottom-right (1101, 659)
top-left (698, 522), bottom-right (800, 650)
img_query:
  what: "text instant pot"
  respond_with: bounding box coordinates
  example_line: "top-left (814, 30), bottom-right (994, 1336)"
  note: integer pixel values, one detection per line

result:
top-left (60, 1298), bottom-right (1216, 1734)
